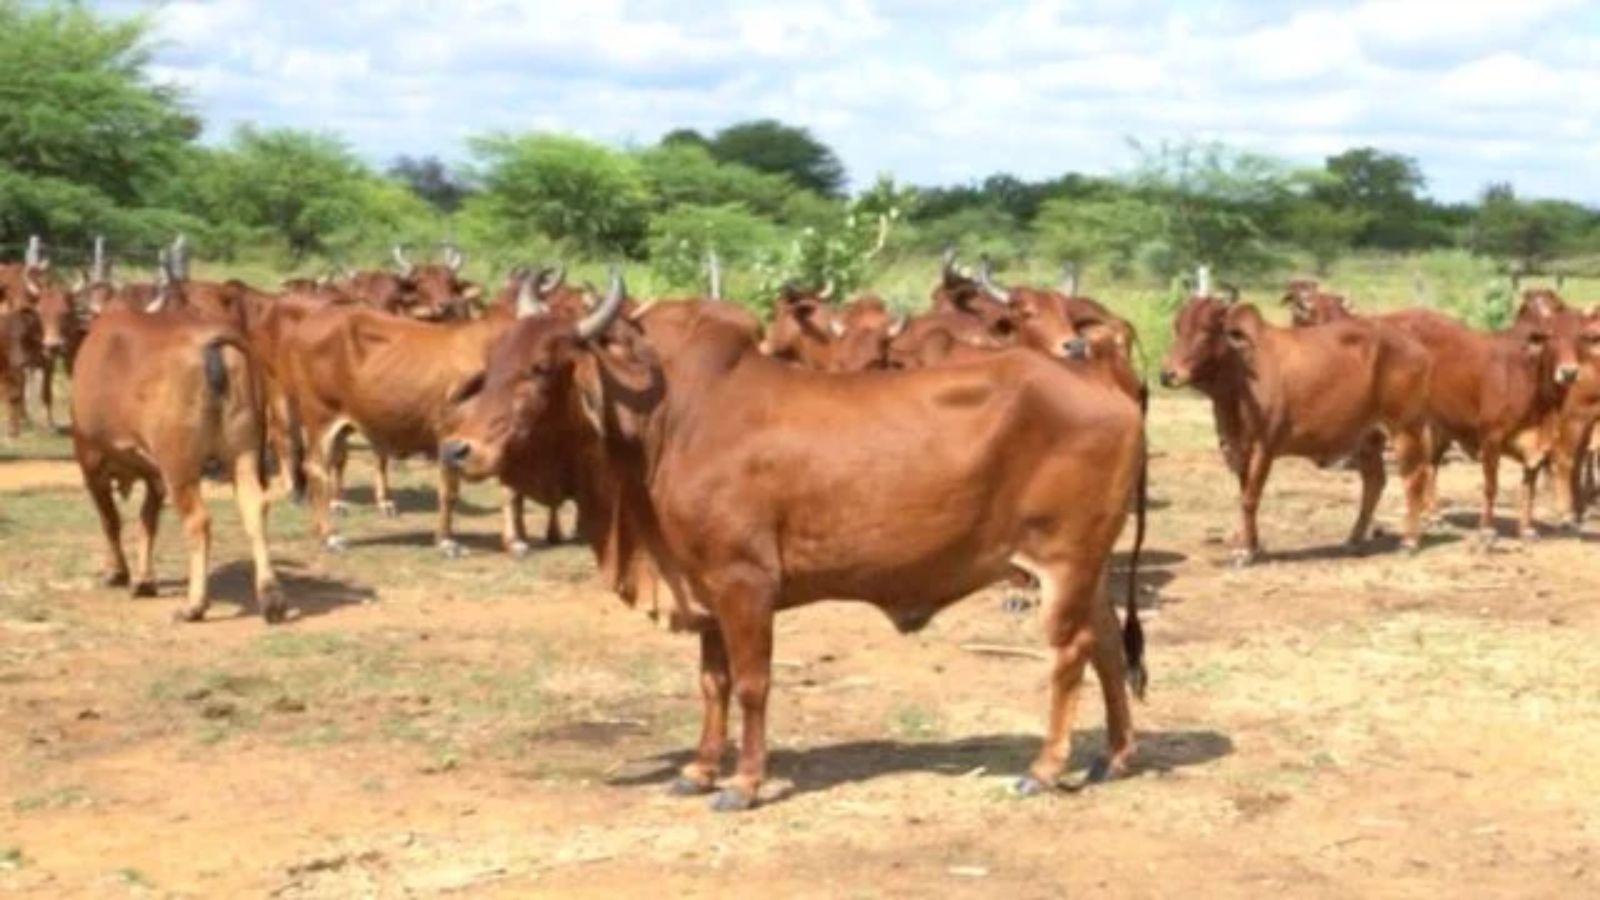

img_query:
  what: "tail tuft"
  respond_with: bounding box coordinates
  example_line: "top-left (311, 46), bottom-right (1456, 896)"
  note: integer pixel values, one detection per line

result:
top-left (202, 340), bottom-right (229, 398)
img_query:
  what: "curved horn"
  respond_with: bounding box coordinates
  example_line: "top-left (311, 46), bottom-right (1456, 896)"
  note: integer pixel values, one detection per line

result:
top-left (818, 278), bottom-right (836, 302)
top-left (707, 249), bottom-right (722, 301)
top-left (1061, 261), bottom-right (1079, 298)
top-left (977, 256), bottom-right (1012, 305)
top-left (576, 267), bottom-right (626, 341)
top-left (539, 264), bottom-right (566, 293)
top-left (887, 313), bottom-right (908, 339)
top-left (941, 244), bottom-right (957, 277)
top-left (516, 270), bottom-right (548, 319)
top-left (445, 243), bottom-right (465, 273)
top-left (392, 243), bottom-right (415, 277)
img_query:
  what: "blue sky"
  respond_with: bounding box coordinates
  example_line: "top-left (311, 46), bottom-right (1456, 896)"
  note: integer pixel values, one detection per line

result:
top-left (101, 0), bottom-right (1600, 203)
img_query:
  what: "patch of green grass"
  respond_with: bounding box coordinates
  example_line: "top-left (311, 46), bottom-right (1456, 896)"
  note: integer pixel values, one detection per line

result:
top-left (0, 846), bottom-right (25, 870)
top-left (12, 785), bottom-right (88, 813)
top-left (256, 631), bottom-right (351, 659)
top-left (116, 867), bottom-right (153, 889)
top-left (888, 704), bottom-right (944, 740)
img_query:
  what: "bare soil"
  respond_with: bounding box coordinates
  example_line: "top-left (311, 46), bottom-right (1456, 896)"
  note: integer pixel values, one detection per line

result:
top-left (1, 394), bottom-right (1597, 898)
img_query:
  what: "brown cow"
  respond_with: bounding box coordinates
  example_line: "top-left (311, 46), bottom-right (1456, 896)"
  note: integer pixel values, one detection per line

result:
top-left (443, 271), bottom-right (1149, 812)
top-left (763, 285), bottom-right (907, 372)
top-left (339, 244), bottom-right (481, 321)
top-left (70, 306), bottom-right (283, 622)
top-left (1282, 280), bottom-right (1351, 327)
top-left (1294, 298), bottom-right (1592, 539)
top-left (0, 300), bottom-right (42, 437)
top-left (280, 303), bottom-right (519, 556)
top-left (0, 237), bottom-right (80, 430)
top-left (1160, 289), bottom-right (1434, 563)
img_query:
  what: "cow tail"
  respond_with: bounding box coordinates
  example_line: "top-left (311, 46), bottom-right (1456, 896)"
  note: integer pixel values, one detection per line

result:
top-left (1124, 382), bottom-right (1149, 700)
top-left (202, 340), bottom-right (230, 398)
top-left (203, 337), bottom-right (269, 489)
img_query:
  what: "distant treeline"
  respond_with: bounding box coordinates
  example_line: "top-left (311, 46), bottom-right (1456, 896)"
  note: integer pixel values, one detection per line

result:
top-left (3, 0), bottom-right (1598, 299)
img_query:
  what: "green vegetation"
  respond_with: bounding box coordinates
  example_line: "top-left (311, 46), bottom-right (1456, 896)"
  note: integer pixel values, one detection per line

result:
top-left (3, 0), bottom-right (1597, 328)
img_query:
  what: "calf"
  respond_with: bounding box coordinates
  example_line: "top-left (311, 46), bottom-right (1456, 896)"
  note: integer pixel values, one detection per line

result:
top-left (445, 273), bottom-right (1149, 811)
top-left (70, 307), bottom-right (283, 622)
top-left (1160, 291), bottom-right (1433, 563)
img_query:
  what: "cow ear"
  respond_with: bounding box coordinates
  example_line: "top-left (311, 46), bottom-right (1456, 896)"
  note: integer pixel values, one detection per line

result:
top-left (1223, 304), bottom-right (1264, 352)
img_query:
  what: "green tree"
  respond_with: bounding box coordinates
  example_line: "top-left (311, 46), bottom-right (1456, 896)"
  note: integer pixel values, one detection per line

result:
top-left (0, 0), bottom-right (199, 249)
top-left (635, 143), bottom-right (796, 220)
top-left (646, 203), bottom-right (781, 296)
top-left (1283, 200), bottom-right (1369, 275)
top-left (464, 133), bottom-right (649, 256)
top-left (1033, 194), bottom-right (1164, 278)
top-left (180, 127), bottom-right (377, 258)
top-left (709, 120), bottom-right (848, 198)
top-left (1469, 183), bottom-right (1592, 276)
top-left (1317, 148), bottom-right (1434, 249)
top-left (1127, 140), bottom-right (1292, 278)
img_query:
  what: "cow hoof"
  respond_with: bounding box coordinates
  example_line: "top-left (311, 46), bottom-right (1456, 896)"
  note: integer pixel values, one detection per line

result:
top-left (323, 535), bottom-right (348, 554)
top-left (1013, 775), bottom-right (1053, 797)
top-left (507, 540), bottom-right (531, 559)
top-left (1085, 756), bottom-right (1116, 784)
top-left (131, 581), bottom-right (158, 598)
top-left (171, 605), bottom-right (205, 624)
top-left (377, 501), bottom-right (398, 519)
top-left (102, 571), bottom-right (130, 588)
top-left (1227, 548), bottom-right (1260, 569)
top-left (438, 539), bottom-right (467, 560)
top-left (259, 585), bottom-right (288, 624)
top-left (330, 500), bottom-right (350, 517)
top-left (668, 776), bottom-right (714, 797)
top-left (1000, 595), bottom-right (1036, 615)
top-left (1401, 539), bottom-right (1422, 558)
top-left (709, 788), bottom-right (756, 812)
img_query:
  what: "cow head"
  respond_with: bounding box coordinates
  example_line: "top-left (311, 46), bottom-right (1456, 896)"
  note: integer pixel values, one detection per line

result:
top-left (930, 253), bottom-right (1019, 339)
top-left (1512, 289), bottom-right (1589, 386)
top-left (1160, 291), bottom-right (1251, 389)
top-left (442, 270), bottom-right (654, 480)
top-left (1517, 288), bottom-right (1569, 323)
top-left (1281, 282), bottom-right (1352, 327)
top-left (825, 295), bottom-right (903, 372)
top-left (370, 244), bottom-right (482, 320)
top-left (761, 281), bottom-right (839, 365)
top-left (500, 265), bottom-right (590, 321)
top-left (1, 303), bottom-right (44, 372)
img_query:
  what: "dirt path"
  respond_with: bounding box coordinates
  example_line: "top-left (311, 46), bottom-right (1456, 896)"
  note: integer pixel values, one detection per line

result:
top-left (2, 396), bottom-right (1598, 897)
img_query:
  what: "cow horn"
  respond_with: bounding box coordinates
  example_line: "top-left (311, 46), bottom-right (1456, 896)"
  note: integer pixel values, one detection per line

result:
top-left (539, 264), bottom-right (566, 293)
top-left (818, 278), bottom-right (836, 302)
top-left (941, 245), bottom-right (957, 278)
top-left (576, 267), bottom-right (626, 341)
top-left (392, 243), bottom-right (415, 277)
top-left (92, 235), bottom-right (107, 283)
top-left (1061, 261), bottom-right (1079, 298)
top-left (516, 271), bottom-right (548, 319)
top-left (828, 318), bottom-right (846, 338)
top-left (25, 235), bottom-right (43, 269)
top-left (1195, 265), bottom-right (1212, 298)
top-left (707, 249), bottom-right (722, 301)
top-left (977, 256), bottom-right (1011, 305)
top-left (445, 243), bottom-right (465, 273)
top-left (72, 270), bottom-right (87, 293)
top-left (887, 313), bottom-right (908, 339)
top-left (157, 248), bottom-right (172, 286)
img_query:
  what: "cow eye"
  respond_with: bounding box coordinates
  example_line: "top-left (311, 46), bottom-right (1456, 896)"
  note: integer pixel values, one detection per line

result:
top-left (449, 371), bottom-right (486, 404)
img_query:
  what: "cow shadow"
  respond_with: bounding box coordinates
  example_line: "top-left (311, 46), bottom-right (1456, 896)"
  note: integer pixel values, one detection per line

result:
top-left (343, 530), bottom-right (509, 554)
top-left (337, 485), bottom-right (494, 517)
top-left (608, 727), bottom-right (1233, 806)
top-left (202, 558), bottom-right (376, 621)
top-left (1254, 529), bottom-right (1462, 566)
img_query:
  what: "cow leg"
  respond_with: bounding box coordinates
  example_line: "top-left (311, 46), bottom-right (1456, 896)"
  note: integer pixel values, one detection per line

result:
top-left (1018, 562), bottom-right (1101, 794)
top-left (132, 479), bottom-right (164, 597)
top-left (1517, 463), bottom-right (1542, 543)
top-left (327, 441), bottom-right (350, 517)
top-left (1478, 441), bottom-right (1502, 548)
top-left (39, 357), bottom-right (56, 432)
top-left (306, 421), bottom-right (345, 551)
top-left (671, 628), bottom-right (732, 796)
top-left (170, 481), bottom-right (212, 623)
top-left (545, 500), bottom-right (565, 545)
top-left (3, 371), bottom-right (21, 437)
top-left (501, 487), bottom-right (530, 557)
top-left (709, 580), bottom-right (776, 812)
top-left (435, 464), bottom-right (465, 558)
top-left (373, 453), bottom-right (397, 518)
top-left (232, 453), bottom-right (285, 624)
top-left (1084, 586), bottom-right (1137, 782)
top-left (1393, 427), bottom-right (1431, 554)
top-left (1347, 437), bottom-right (1387, 548)
top-left (87, 475), bottom-right (131, 587)
top-left (1233, 444), bottom-right (1273, 566)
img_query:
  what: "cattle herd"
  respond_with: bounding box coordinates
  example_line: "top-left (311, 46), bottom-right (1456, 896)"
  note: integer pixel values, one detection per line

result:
top-left (2, 234), bottom-right (1599, 812)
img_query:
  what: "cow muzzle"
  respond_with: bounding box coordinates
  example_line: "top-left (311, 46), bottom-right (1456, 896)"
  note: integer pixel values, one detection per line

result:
top-left (1059, 338), bottom-right (1092, 361)
top-left (1159, 368), bottom-right (1185, 389)
top-left (1556, 365), bottom-right (1580, 386)
top-left (440, 439), bottom-right (473, 470)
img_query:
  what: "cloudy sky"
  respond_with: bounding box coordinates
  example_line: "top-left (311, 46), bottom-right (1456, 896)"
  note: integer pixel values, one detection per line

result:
top-left (100, 0), bottom-right (1600, 203)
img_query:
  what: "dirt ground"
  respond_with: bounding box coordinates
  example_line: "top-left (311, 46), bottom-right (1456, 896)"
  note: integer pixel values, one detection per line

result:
top-left (2, 393), bottom-right (1598, 899)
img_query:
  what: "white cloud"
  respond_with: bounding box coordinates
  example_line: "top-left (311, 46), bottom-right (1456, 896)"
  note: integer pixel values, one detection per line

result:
top-left (98, 0), bottom-right (1600, 202)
